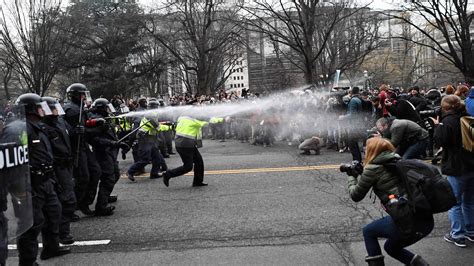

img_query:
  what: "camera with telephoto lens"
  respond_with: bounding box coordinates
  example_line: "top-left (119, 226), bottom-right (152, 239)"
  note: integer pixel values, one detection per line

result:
top-left (419, 106), bottom-right (441, 131)
top-left (339, 160), bottom-right (364, 177)
top-left (419, 106), bottom-right (441, 118)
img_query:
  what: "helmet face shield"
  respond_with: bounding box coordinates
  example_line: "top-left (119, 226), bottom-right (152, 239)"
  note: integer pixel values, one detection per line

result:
top-left (107, 103), bottom-right (116, 114)
top-left (53, 103), bottom-right (65, 116)
top-left (39, 101), bottom-right (53, 117)
top-left (84, 91), bottom-right (92, 102)
top-left (120, 105), bottom-right (129, 113)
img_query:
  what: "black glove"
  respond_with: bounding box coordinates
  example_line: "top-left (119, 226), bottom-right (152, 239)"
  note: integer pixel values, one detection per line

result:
top-left (113, 141), bottom-right (130, 150)
top-left (75, 125), bottom-right (85, 135)
top-left (121, 151), bottom-right (127, 160)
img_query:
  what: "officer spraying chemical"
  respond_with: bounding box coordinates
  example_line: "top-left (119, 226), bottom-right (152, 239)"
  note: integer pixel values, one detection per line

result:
top-left (87, 98), bottom-right (128, 216)
top-left (15, 93), bottom-right (71, 265)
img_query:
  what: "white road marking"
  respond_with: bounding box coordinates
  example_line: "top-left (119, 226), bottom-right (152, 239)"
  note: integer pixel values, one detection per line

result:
top-left (8, 240), bottom-right (111, 250)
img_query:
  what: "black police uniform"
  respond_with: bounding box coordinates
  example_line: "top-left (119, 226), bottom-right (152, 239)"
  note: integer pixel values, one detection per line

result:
top-left (17, 120), bottom-right (63, 265)
top-left (63, 101), bottom-right (100, 214)
top-left (0, 151), bottom-right (8, 266)
top-left (88, 112), bottom-right (120, 214)
top-left (43, 117), bottom-right (77, 242)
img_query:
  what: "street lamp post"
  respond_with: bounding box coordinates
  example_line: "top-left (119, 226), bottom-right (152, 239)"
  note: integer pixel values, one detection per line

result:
top-left (363, 70), bottom-right (369, 90)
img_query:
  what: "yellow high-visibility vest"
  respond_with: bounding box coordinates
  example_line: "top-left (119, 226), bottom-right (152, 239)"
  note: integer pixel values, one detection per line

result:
top-left (175, 116), bottom-right (208, 140)
top-left (209, 117), bottom-right (224, 124)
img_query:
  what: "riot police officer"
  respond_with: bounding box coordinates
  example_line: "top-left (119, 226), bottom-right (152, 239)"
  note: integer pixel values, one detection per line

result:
top-left (87, 98), bottom-right (127, 216)
top-left (63, 83), bottom-right (97, 216)
top-left (130, 97), bottom-right (148, 173)
top-left (127, 107), bottom-right (168, 181)
top-left (149, 99), bottom-right (169, 158)
top-left (16, 93), bottom-right (70, 265)
top-left (42, 97), bottom-right (77, 244)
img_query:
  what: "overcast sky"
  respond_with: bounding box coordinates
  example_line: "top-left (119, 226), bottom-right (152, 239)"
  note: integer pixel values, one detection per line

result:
top-left (135, 0), bottom-right (402, 10)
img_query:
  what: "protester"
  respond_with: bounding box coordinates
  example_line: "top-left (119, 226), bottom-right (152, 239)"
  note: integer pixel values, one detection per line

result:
top-left (466, 88), bottom-right (474, 116)
top-left (298, 136), bottom-right (323, 155)
top-left (432, 95), bottom-right (474, 248)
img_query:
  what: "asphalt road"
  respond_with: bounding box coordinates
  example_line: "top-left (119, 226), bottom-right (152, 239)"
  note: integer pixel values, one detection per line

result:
top-left (7, 140), bottom-right (474, 265)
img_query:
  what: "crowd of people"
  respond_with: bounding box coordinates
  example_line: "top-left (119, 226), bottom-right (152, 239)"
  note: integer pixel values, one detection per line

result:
top-left (0, 82), bottom-right (473, 266)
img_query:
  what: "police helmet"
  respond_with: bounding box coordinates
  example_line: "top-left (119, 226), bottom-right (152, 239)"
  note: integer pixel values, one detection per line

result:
top-left (138, 97), bottom-right (147, 108)
top-left (66, 83), bottom-right (91, 103)
top-left (148, 99), bottom-right (160, 109)
top-left (158, 99), bottom-right (165, 107)
top-left (92, 98), bottom-right (116, 113)
top-left (15, 93), bottom-right (52, 117)
top-left (42, 96), bottom-right (65, 116)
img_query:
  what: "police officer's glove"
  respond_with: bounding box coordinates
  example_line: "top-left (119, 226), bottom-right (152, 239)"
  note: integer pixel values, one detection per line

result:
top-left (75, 125), bottom-right (85, 135)
top-left (113, 141), bottom-right (130, 151)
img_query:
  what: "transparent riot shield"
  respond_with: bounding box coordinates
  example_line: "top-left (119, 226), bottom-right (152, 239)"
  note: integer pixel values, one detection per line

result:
top-left (0, 107), bottom-right (33, 240)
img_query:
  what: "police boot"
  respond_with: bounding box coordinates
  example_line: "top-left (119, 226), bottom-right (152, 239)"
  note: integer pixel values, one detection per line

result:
top-left (108, 195), bottom-right (118, 203)
top-left (163, 171), bottom-right (171, 187)
top-left (60, 235), bottom-right (75, 245)
top-left (95, 206), bottom-right (115, 216)
top-left (410, 254), bottom-right (429, 266)
top-left (79, 204), bottom-right (94, 216)
top-left (40, 246), bottom-right (71, 260)
top-left (365, 255), bottom-right (384, 266)
top-left (71, 213), bottom-right (80, 222)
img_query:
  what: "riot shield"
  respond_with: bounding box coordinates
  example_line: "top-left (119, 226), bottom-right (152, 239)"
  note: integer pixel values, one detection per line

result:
top-left (0, 107), bottom-right (33, 240)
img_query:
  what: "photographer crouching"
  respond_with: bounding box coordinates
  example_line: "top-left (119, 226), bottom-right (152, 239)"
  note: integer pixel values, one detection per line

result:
top-left (344, 138), bottom-right (432, 265)
top-left (373, 117), bottom-right (428, 159)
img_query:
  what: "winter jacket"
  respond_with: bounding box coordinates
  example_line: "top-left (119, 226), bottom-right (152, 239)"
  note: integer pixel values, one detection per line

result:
top-left (384, 119), bottom-right (428, 148)
top-left (347, 151), bottom-right (403, 203)
top-left (466, 88), bottom-right (474, 116)
top-left (433, 111), bottom-right (474, 176)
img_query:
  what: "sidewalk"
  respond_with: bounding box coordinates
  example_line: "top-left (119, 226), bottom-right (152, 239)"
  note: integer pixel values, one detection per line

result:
top-left (7, 236), bottom-right (474, 265)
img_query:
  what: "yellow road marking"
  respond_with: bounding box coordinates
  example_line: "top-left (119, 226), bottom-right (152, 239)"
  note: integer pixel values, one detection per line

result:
top-left (121, 160), bottom-right (435, 179)
top-left (122, 164), bottom-right (340, 178)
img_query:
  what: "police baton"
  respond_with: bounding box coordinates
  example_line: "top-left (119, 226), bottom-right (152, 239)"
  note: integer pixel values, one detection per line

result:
top-left (117, 122), bottom-right (146, 143)
top-left (74, 98), bottom-right (84, 167)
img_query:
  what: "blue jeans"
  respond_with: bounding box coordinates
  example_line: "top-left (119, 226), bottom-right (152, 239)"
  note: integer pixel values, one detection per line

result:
top-left (402, 138), bottom-right (428, 159)
top-left (363, 214), bottom-right (433, 264)
top-left (447, 174), bottom-right (474, 239)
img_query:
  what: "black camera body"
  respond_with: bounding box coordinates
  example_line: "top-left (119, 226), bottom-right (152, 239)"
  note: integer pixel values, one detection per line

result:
top-left (419, 106), bottom-right (441, 118)
top-left (340, 160), bottom-right (363, 177)
top-left (419, 106), bottom-right (441, 131)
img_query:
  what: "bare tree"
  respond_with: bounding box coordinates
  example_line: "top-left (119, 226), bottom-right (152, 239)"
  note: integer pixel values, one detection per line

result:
top-left (242, 1), bottom-right (375, 85)
top-left (146, 0), bottom-right (246, 96)
top-left (387, 0), bottom-right (474, 84)
top-left (315, 7), bottom-right (381, 84)
top-left (0, 51), bottom-right (15, 101)
top-left (0, 0), bottom-right (76, 96)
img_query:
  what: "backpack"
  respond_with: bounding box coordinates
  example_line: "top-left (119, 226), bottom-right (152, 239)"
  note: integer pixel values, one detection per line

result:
top-left (460, 116), bottom-right (474, 152)
top-left (385, 159), bottom-right (456, 214)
